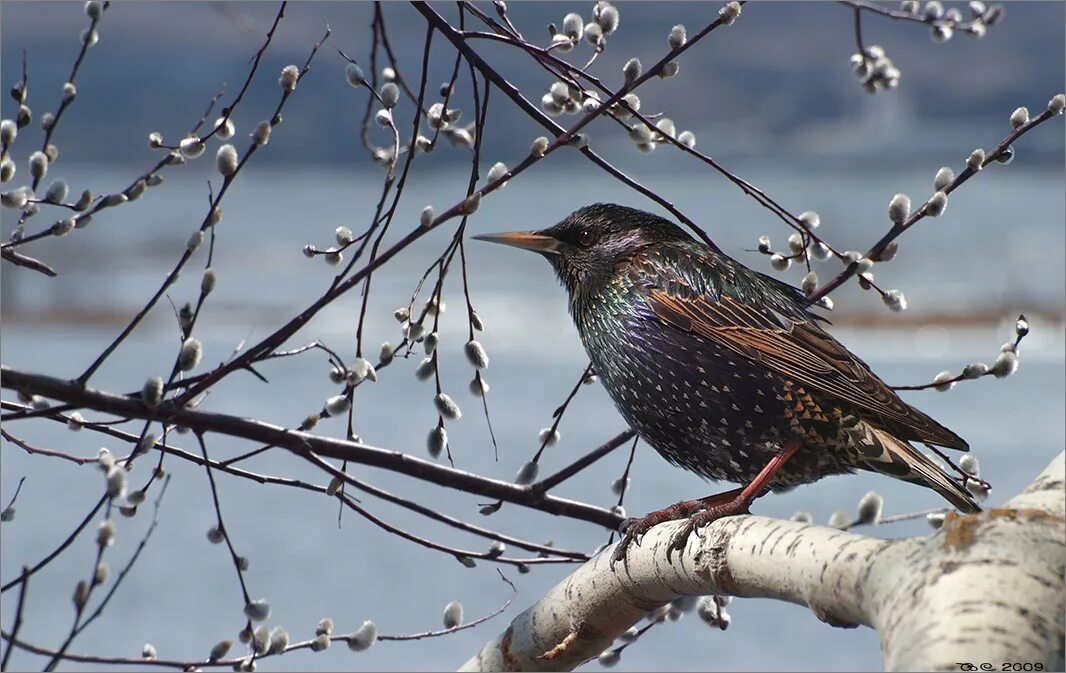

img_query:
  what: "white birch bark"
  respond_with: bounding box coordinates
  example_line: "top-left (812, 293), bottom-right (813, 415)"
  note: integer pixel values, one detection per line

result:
top-left (462, 452), bottom-right (1065, 671)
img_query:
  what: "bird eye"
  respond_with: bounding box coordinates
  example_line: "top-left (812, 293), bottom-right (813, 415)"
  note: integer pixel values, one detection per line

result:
top-left (578, 229), bottom-right (596, 246)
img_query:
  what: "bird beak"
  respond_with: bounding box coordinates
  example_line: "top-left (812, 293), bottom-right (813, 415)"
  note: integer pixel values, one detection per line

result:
top-left (472, 230), bottom-right (561, 255)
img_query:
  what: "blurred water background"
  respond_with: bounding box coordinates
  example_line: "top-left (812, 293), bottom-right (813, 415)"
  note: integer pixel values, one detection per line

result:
top-left (2, 2), bottom-right (1064, 671)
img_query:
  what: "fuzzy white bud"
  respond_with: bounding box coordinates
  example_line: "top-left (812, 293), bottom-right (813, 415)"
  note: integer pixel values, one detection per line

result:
top-left (1049, 94), bottom-right (1066, 115)
top-left (622, 58), bottom-right (642, 86)
top-left (676, 130), bottom-right (696, 149)
top-left (427, 425), bottom-right (447, 459)
top-left (598, 650), bottom-right (620, 668)
top-left (106, 465), bottom-right (128, 499)
top-left (97, 520), bottom-right (116, 547)
top-left (179, 136), bottom-right (205, 159)
top-left (177, 338), bottom-right (203, 371)
top-left (719, 1), bottom-right (742, 25)
top-left (551, 33), bottom-right (575, 53)
top-left (855, 490), bottom-right (883, 524)
top-left (930, 22), bottom-right (953, 42)
top-left (0, 119), bottom-right (17, 145)
top-left (888, 193), bottom-right (911, 224)
top-left (797, 210), bottom-right (820, 229)
top-left (244, 599), bottom-right (271, 622)
top-left (253, 121), bottom-right (272, 146)
top-left (961, 362), bottom-right (988, 379)
top-left (213, 116), bottom-right (235, 140)
top-left (380, 82), bottom-right (399, 109)
top-left (659, 61), bottom-right (680, 79)
top-left (335, 226), bottom-right (354, 246)
top-left (279, 65), bottom-right (300, 91)
top-left (135, 433), bottom-right (157, 457)
top-left (1015, 315), bottom-right (1029, 337)
top-left (584, 21), bottom-right (603, 45)
top-left (415, 356), bottom-right (435, 381)
top-left (515, 461), bottom-right (539, 485)
top-left (932, 370), bottom-right (956, 391)
top-left (486, 162), bottom-right (508, 188)
top-left (991, 350), bottom-right (1018, 378)
top-left (74, 580), bottom-right (90, 610)
top-left (966, 478), bottom-right (990, 502)
top-left (94, 561), bottom-right (110, 584)
top-left (827, 510), bottom-right (850, 529)
top-left (434, 393), bottom-right (462, 420)
top-left (269, 627), bottom-right (290, 654)
top-left (882, 289), bottom-right (907, 312)
top-left (216, 144), bottom-right (238, 177)
top-left (125, 179), bottom-right (147, 201)
top-left (44, 179), bottom-right (68, 204)
top-left (346, 62), bottom-right (365, 87)
top-left (459, 193), bottom-right (481, 215)
top-left (562, 13), bottom-right (584, 41)
top-left (29, 150), bottom-right (48, 180)
top-left (465, 340), bottom-right (489, 369)
top-left (531, 136), bottom-right (550, 157)
top-left (325, 394), bottom-right (351, 416)
top-left (966, 148), bottom-right (985, 171)
top-left (52, 218), bottom-right (75, 237)
top-left (443, 600), bottom-right (464, 628)
top-left (142, 377), bottom-right (164, 407)
top-left (252, 625), bottom-right (271, 655)
top-left (324, 248), bottom-right (343, 266)
top-left (770, 254), bottom-right (790, 271)
top-left (348, 621), bottom-right (377, 651)
top-left (925, 191), bottom-right (948, 217)
top-left (1009, 106), bottom-right (1029, 129)
top-left (209, 640), bottom-right (232, 661)
top-left (596, 4), bottom-right (619, 34)
top-left (538, 427), bottom-right (560, 446)
top-left (933, 166), bottom-right (955, 191)
top-left (469, 375), bottom-right (489, 397)
top-left (668, 24), bottom-right (687, 49)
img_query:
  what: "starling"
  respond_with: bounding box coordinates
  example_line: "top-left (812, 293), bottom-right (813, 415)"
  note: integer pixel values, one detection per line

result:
top-left (475, 204), bottom-right (979, 566)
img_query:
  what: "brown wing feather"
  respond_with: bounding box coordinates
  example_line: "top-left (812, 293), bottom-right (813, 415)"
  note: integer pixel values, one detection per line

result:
top-left (646, 287), bottom-right (969, 451)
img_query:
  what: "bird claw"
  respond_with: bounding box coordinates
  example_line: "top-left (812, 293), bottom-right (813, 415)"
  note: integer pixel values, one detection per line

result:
top-left (609, 518), bottom-right (654, 572)
top-left (665, 518), bottom-right (699, 563)
top-left (666, 504), bottom-right (749, 562)
top-left (609, 498), bottom-right (752, 571)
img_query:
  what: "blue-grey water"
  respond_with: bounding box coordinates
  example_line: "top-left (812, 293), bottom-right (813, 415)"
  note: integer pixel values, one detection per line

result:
top-left (2, 163), bottom-right (1064, 672)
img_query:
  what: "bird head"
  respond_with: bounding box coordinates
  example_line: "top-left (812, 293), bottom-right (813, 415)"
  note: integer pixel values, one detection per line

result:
top-left (474, 203), bottom-right (690, 295)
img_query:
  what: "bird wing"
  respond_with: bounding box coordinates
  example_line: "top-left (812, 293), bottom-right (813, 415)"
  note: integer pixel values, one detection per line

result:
top-left (644, 270), bottom-right (969, 451)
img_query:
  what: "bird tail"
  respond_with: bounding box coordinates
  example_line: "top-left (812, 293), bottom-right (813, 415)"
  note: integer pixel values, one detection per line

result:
top-left (849, 421), bottom-right (980, 513)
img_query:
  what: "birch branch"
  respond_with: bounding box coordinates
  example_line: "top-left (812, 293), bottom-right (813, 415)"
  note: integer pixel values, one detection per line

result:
top-left (463, 451), bottom-right (1065, 671)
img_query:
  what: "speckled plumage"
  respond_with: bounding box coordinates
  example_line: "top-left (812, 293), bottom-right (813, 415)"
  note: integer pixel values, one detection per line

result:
top-left (477, 203), bottom-right (979, 514)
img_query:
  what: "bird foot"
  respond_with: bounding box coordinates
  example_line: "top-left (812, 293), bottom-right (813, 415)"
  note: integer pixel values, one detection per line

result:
top-left (664, 500), bottom-right (751, 562)
top-left (609, 499), bottom-right (712, 572)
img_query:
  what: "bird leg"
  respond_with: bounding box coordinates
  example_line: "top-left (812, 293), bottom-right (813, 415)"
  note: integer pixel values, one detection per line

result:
top-left (664, 439), bottom-right (803, 561)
